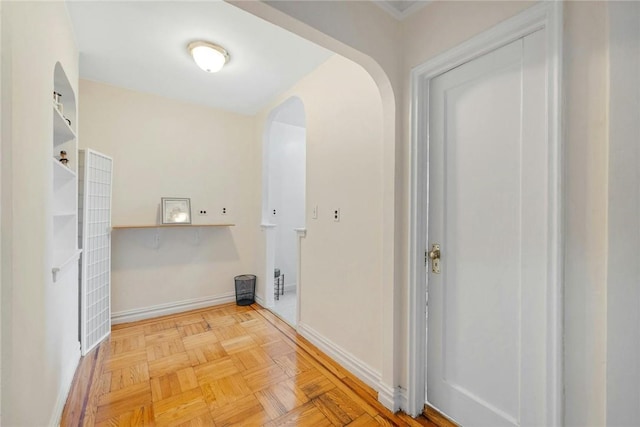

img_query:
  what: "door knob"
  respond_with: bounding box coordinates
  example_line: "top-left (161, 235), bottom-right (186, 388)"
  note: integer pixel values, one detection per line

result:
top-left (428, 243), bottom-right (441, 274)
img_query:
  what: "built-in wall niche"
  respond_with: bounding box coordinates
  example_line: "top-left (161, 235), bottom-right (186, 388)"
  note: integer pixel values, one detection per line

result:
top-left (52, 62), bottom-right (80, 282)
top-left (53, 63), bottom-right (77, 171)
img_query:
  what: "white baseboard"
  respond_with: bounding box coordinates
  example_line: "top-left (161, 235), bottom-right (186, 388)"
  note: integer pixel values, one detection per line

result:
top-left (297, 322), bottom-right (382, 393)
top-left (377, 383), bottom-right (406, 413)
top-left (255, 294), bottom-right (266, 307)
top-left (50, 344), bottom-right (81, 426)
top-left (111, 292), bottom-right (236, 324)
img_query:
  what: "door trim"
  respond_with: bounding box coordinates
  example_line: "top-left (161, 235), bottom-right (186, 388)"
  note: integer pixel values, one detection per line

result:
top-left (406, 2), bottom-right (564, 423)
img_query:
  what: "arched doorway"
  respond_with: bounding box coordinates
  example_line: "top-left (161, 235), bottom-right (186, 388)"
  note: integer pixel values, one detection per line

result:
top-left (262, 97), bottom-right (306, 326)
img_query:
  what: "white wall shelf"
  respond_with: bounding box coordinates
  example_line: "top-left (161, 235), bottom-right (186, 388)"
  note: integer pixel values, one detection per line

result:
top-left (52, 249), bottom-right (82, 282)
top-left (112, 224), bottom-right (235, 249)
top-left (53, 211), bottom-right (76, 218)
top-left (53, 105), bottom-right (76, 145)
top-left (112, 224), bottom-right (235, 229)
top-left (53, 157), bottom-right (76, 180)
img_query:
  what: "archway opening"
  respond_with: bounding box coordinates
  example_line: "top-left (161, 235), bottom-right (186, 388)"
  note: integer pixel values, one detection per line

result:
top-left (262, 96), bottom-right (306, 326)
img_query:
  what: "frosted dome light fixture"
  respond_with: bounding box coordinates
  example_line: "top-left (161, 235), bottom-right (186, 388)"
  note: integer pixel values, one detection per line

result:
top-left (188, 41), bottom-right (229, 73)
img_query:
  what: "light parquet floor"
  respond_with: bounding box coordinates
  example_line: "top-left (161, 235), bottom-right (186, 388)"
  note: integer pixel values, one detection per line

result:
top-left (61, 303), bottom-right (436, 427)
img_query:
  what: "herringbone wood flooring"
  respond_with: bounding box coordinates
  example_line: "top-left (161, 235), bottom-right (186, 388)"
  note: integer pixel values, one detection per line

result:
top-left (61, 303), bottom-right (436, 426)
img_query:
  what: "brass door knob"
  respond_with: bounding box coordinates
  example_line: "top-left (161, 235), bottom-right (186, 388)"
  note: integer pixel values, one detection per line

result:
top-left (428, 244), bottom-right (441, 273)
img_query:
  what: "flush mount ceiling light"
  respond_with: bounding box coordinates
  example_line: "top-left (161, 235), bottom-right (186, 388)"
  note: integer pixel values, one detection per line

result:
top-left (187, 41), bottom-right (230, 73)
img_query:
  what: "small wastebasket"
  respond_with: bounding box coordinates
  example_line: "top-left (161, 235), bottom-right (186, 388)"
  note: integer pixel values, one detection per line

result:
top-left (234, 274), bottom-right (256, 306)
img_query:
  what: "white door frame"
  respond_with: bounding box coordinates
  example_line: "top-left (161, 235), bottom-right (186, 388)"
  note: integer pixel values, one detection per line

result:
top-left (406, 2), bottom-right (564, 423)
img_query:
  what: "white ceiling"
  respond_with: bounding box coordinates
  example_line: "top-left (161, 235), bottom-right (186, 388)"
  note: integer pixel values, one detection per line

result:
top-left (66, 1), bottom-right (333, 115)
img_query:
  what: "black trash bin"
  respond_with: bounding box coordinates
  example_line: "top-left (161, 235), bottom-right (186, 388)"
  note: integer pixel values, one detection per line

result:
top-left (234, 274), bottom-right (256, 306)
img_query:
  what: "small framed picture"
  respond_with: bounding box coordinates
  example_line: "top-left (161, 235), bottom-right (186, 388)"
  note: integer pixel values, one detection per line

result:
top-left (161, 197), bottom-right (191, 224)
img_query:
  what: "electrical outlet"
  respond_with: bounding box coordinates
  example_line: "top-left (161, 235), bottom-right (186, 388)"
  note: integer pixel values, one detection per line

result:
top-left (272, 209), bottom-right (277, 217)
top-left (333, 208), bottom-right (340, 222)
top-left (312, 205), bottom-right (318, 219)
top-left (198, 209), bottom-right (208, 216)
top-left (221, 207), bottom-right (227, 215)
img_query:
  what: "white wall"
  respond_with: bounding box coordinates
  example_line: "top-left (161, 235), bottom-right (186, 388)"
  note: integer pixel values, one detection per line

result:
top-left (1, 2), bottom-right (80, 425)
top-left (78, 80), bottom-right (259, 320)
top-left (268, 121), bottom-right (306, 288)
top-left (256, 55), bottom-right (385, 376)
top-left (0, 11), bottom-right (10, 420)
top-left (606, 2), bottom-right (640, 425)
top-left (562, 4), bottom-right (609, 424)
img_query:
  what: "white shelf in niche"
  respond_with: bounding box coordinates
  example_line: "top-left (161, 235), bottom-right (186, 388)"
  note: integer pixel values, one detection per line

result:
top-left (53, 105), bottom-right (75, 145)
top-left (52, 249), bottom-right (82, 282)
top-left (53, 211), bottom-right (76, 218)
top-left (53, 158), bottom-right (76, 180)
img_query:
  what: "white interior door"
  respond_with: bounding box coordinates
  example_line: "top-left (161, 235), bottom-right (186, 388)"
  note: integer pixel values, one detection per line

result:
top-left (427, 30), bottom-right (548, 426)
top-left (79, 149), bottom-right (113, 355)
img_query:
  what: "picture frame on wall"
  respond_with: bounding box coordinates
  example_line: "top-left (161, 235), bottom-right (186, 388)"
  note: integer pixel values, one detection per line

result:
top-left (161, 197), bottom-right (191, 224)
